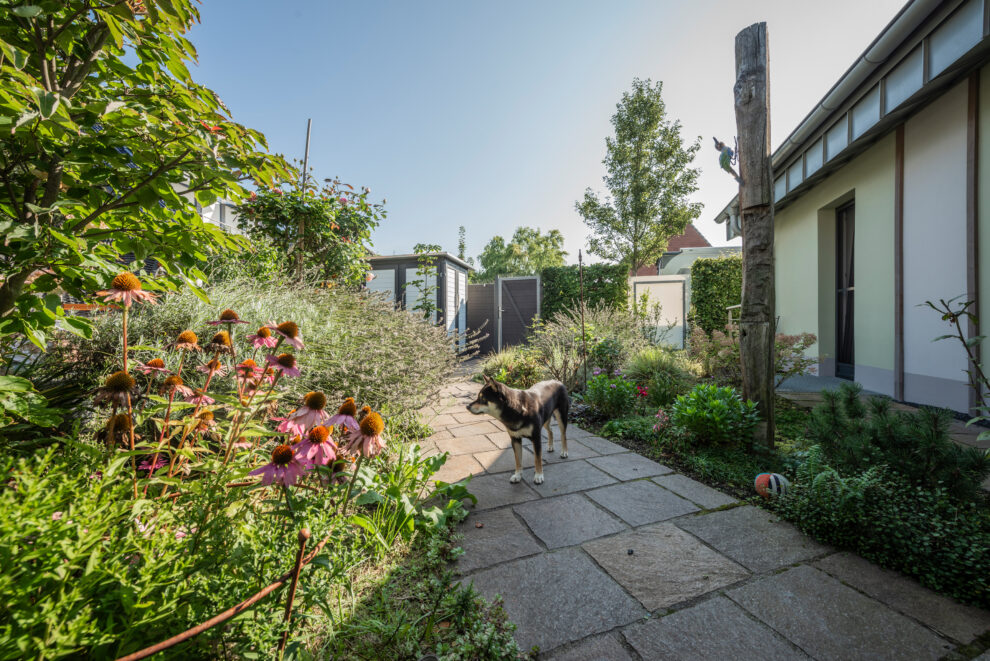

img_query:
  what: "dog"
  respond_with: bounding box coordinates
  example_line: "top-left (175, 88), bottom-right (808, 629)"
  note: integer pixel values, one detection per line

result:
top-left (466, 375), bottom-right (569, 484)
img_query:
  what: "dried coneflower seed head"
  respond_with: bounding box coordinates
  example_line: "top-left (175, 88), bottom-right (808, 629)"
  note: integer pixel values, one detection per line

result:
top-left (271, 443), bottom-right (294, 466)
top-left (164, 375), bottom-right (184, 389)
top-left (276, 353), bottom-right (296, 368)
top-left (112, 272), bottom-right (142, 291)
top-left (146, 358), bottom-right (166, 369)
top-left (338, 397), bottom-right (357, 417)
top-left (257, 326), bottom-right (272, 338)
top-left (303, 391), bottom-right (327, 410)
top-left (106, 413), bottom-right (132, 428)
top-left (211, 331), bottom-right (232, 347)
top-left (360, 412), bottom-right (384, 436)
top-left (219, 309), bottom-right (239, 321)
top-left (104, 370), bottom-right (136, 392)
top-left (308, 425), bottom-right (330, 443)
top-left (276, 321), bottom-right (299, 338)
top-left (177, 330), bottom-right (198, 345)
top-left (197, 411), bottom-right (214, 422)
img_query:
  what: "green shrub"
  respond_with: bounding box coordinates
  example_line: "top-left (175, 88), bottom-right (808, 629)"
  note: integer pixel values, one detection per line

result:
top-left (585, 372), bottom-right (637, 419)
top-left (778, 446), bottom-right (990, 607)
top-left (480, 346), bottom-right (544, 389)
top-left (689, 326), bottom-right (818, 389)
top-left (670, 383), bottom-right (759, 445)
top-left (690, 254), bottom-right (742, 335)
top-left (541, 264), bottom-right (629, 318)
top-left (589, 337), bottom-right (623, 375)
top-left (807, 383), bottom-right (990, 501)
top-left (601, 415), bottom-right (657, 443)
top-left (624, 347), bottom-right (700, 408)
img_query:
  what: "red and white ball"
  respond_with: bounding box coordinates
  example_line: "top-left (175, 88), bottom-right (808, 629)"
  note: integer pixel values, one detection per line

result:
top-left (754, 472), bottom-right (790, 498)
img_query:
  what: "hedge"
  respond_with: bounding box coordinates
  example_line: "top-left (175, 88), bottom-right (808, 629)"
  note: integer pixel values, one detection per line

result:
top-left (690, 254), bottom-right (742, 334)
top-left (541, 264), bottom-right (629, 318)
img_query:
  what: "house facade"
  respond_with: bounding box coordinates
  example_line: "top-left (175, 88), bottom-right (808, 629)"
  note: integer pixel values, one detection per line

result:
top-left (714, 0), bottom-right (990, 412)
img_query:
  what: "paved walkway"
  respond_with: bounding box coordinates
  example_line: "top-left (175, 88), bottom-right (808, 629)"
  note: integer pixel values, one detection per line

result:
top-left (419, 378), bottom-right (990, 660)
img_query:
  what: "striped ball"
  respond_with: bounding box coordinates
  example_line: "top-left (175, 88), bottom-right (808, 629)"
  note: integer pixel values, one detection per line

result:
top-left (754, 472), bottom-right (790, 498)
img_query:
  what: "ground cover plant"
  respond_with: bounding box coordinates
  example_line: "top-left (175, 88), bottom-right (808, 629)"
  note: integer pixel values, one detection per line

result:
top-left (0, 271), bottom-right (510, 659)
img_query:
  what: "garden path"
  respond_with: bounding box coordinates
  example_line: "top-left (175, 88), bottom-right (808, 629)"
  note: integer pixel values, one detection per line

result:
top-left (417, 377), bottom-right (990, 660)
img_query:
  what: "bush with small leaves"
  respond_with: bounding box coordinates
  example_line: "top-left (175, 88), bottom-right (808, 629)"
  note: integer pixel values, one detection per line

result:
top-left (669, 383), bottom-right (759, 446)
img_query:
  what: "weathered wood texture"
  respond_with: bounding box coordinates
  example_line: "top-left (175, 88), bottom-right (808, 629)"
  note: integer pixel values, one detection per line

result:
top-left (734, 22), bottom-right (775, 448)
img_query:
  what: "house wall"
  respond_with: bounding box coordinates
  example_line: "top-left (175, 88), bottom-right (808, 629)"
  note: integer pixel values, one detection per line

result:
top-left (774, 134), bottom-right (896, 396)
top-left (903, 80), bottom-right (969, 409)
top-left (979, 65), bottom-right (990, 391)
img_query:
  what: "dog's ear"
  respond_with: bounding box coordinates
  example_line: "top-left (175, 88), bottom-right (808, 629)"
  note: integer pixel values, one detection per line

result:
top-left (483, 374), bottom-right (493, 385)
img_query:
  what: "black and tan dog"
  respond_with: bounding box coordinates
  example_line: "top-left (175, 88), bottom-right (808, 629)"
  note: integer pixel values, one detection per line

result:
top-left (466, 376), bottom-right (569, 484)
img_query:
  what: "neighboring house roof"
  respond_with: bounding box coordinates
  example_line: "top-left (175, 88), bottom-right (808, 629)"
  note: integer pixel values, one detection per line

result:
top-left (714, 0), bottom-right (990, 239)
top-left (368, 252), bottom-right (474, 271)
top-left (632, 224), bottom-right (712, 275)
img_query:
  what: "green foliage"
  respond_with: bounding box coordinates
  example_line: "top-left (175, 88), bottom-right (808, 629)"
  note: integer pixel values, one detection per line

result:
top-left (689, 325), bottom-right (818, 389)
top-left (670, 383), bottom-right (759, 446)
top-left (540, 264), bottom-right (629, 319)
top-left (778, 446), bottom-right (990, 607)
top-left (236, 180), bottom-right (384, 285)
top-left (601, 415), bottom-right (657, 444)
top-left (585, 373), bottom-right (637, 419)
top-left (690, 255), bottom-right (743, 335)
top-left (589, 337), bottom-right (623, 375)
top-left (623, 347), bottom-right (700, 408)
top-left (480, 346), bottom-right (543, 390)
top-left (406, 244), bottom-right (443, 322)
top-left (0, 374), bottom-right (63, 428)
top-left (806, 383), bottom-right (990, 502)
top-left (576, 78), bottom-right (702, 271)
top-left (0, 0), bottom-right (290, 348)
top-left (202, 234), bottom-right (287, 283)
top-left (472, 227), bottom-right (567, 283)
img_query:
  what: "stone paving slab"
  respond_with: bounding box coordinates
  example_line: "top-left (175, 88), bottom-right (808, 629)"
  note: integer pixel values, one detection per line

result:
top-left (676, 505), bottom-right (829, 572)
top-left (431, 453), bottom-right (484, 483)
top-left (525, 438), bottom-right (602, 462)
top-left (464, 547), bottom-right (645, 653)
top-left (542, 633), bottom-right (635, 661)
top-left (587, 452), bottom-right (673, 481)
top-left (473, 447), bottom-right (521, 474)
top-left (572, 434), bottom-right (628, 455)
top-left (623, 596), bottom-right (811, 660)
top-left (814, 552), bottom-right (990, 644)
top-left (455, 508), bottom-right (543, 573)
top-left (974, 650), bottom-right (990, 661)
top-left (461, 472), bottom-right (540, 511)
top-left (427, 429), bottom-right (453, 442)
top-left (583, 523), bottom-right (749, 611)
top-left (450, 420), bottom-right (502, 437)
top-left (728, 565), bottom-right (954, 661)
top-left (652, 473), bottom-right (739, 510)
top-left (484, 431), bottom-right (514, 448)
top-left (585, 480), bottom-right (698, 526)
top-left (435, 433), bottom-right (497, 456)
top-left (523, 460), bottom-right (617, 496)
top-left (514, 493), bottom-right (626, 549)
top-left (452, 412), bottom-right (483, 424)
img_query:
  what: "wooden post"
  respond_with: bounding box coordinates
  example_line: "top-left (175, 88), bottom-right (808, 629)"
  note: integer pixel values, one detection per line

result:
top-left (296, 118), bottom-right (312, 281)
top-left (734, 23), bottom-right (775, 448)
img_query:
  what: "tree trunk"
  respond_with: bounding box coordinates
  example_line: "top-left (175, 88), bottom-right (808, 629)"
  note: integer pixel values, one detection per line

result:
top-left (734, 22), bottom-right (775, 448)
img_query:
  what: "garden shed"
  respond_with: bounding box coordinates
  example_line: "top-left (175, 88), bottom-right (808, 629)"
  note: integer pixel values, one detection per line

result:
top-left (366, 253), bottom-right (471, 347)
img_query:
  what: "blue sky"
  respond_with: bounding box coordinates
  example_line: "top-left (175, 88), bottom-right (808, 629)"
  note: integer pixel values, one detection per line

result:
top-left (188, 0), bottom-right (906, 262)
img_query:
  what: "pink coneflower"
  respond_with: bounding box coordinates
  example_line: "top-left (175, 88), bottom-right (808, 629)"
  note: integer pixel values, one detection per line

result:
top-left (192, 410), bottom-right (217, 433)
top-left (135, 357), bottom-right (170, 376)
top-left (345, 410), bottom-right (386, 457)
top-left (52, 511), bottom-right (63, 521)
top-left (93, 371), bottom-right (139, 408)
top-left (160, 375), bottom-right (194, 398)
top-left (196, 358), bottom-right (229, 377)
top-left (266, 352), bottom-right (301, 377)
top-left (295, 425), bottom-right (337, 466)
top-left (186, 390), bottom-right (215, 406)
top-left (97, 272), bottom-right (158, 307)
top-left (139, 455), bottom-right (167, 473)
top-left (338, 196), bottom-right (347, 206)
top-left (169, 330), bottom-right (201, 352)
top-left (266, 320), bottom-right (304, 350)
top-left (246, 326), bottom-right (278, 349)
top-left (278, 391), bottom-right (331, 435)
top-left (234, 358), bottom-right (262, 381)
top-left (327, 397), bottom-right (360, 433)
top-left (204, 330), bottom-right (235, 356)
top-left (249, 443), bottom-right (308, 486)
top-left (207, 309), bottom-right (249, 326)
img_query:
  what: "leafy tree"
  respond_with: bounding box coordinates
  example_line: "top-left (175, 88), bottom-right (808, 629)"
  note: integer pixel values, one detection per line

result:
top-left (473, 226), bottom-right (567, 283)
top-left (576, 78), bottom-right (702, 273)
top-left (0, 0), bottom-right (290, 352)
top-left (235, 177), bottom-right (384, 285)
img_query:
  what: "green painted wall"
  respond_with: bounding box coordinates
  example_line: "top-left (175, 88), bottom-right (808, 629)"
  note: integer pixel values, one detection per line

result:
top-left (774, 134), bottom-right (896, 374)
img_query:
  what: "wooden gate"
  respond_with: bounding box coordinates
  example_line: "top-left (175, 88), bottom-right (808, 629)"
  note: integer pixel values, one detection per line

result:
top-left (467, 275), bottom-right (540, 355)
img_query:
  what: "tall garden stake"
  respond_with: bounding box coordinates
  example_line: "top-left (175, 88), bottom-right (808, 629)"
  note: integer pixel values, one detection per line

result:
top-left (296, 118), bottom-right (312, 281)
top-left (278, 528), bottom-right (311, 657)
top-left (579, 249), bottom-right (588, 390)
top-left (734, 23), bottom-right (775, 448)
